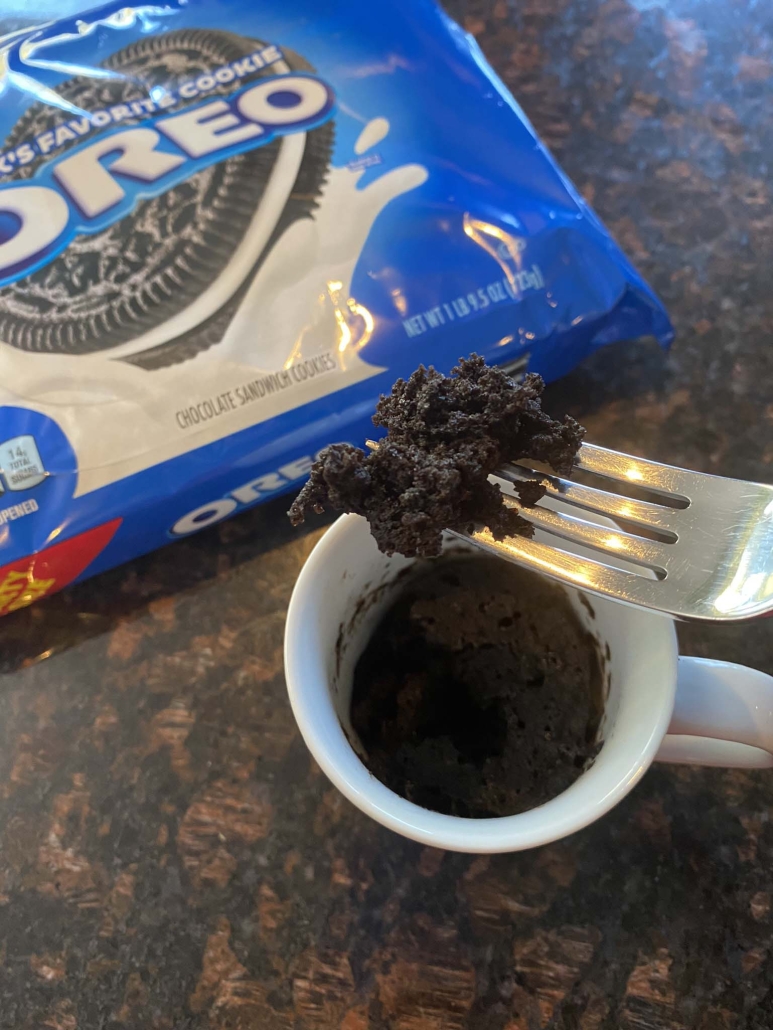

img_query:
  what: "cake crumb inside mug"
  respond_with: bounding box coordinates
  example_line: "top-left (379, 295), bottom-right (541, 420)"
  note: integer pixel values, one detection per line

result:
top-left (285, 513), bottom-right (773, 853)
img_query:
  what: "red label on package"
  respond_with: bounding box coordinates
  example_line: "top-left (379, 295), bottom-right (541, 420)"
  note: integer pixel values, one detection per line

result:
top-left (0, 519), bottom-right (121, 616)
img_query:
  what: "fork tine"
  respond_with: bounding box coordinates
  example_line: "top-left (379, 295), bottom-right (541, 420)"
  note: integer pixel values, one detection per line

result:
top-left (498, 465), bottom-right (679, 537)
top-left (501, 497), bottom-right (668, 574)
top-left (576, 443), bottom-right (693, 499)
top-left (462, 526), bottom-right (665, 602)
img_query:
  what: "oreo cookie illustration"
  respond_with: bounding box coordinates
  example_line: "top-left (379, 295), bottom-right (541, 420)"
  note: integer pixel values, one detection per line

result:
top-left (0, 29), bottom-right (334, 369)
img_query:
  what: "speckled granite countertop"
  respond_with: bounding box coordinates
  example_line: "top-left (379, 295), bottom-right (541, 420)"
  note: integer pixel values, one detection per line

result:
top-left (3, 1), bottom-right (773, 1027)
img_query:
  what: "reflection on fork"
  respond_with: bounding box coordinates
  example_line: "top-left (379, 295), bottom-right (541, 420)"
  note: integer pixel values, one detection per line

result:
top-left (469, 443), bottom-right (773, 622)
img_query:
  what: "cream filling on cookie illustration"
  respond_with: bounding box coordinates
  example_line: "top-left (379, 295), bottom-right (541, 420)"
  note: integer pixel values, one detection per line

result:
top-left (0, 119), bottom-right (428, 497)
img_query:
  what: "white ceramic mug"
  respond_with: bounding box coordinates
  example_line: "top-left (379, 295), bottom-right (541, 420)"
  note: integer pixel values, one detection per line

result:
top-left (284, 513), bottom-right (773, 853)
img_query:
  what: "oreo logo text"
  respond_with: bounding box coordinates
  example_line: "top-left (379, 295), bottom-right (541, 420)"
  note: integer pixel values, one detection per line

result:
top-left (0, 72), bottom-right (335, 287)
top-left (169, 445), bottom-right (349, 537)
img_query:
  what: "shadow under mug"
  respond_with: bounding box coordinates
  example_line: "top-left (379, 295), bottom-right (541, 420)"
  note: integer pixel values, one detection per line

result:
top-left (285, 513), bottom-right (773, 853)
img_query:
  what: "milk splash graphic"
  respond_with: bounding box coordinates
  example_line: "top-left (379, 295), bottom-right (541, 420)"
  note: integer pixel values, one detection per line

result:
top-left (0, 120), bottom-right (428, 495)
top-left (217, 120), bottom-right (428, 371)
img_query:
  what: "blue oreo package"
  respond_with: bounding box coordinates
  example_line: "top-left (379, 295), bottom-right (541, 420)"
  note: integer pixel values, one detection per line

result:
top-left (0, 0), bottom-right (672, 613)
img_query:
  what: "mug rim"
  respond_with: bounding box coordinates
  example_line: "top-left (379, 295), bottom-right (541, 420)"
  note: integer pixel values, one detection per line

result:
top-left (285, 513), bottom-right (679, 853)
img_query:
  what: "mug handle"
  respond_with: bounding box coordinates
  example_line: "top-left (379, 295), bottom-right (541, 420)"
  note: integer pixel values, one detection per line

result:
top-left (656, 656), bottom-right (773, 769)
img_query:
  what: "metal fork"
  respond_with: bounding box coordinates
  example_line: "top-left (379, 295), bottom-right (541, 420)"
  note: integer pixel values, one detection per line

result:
top-left (475, 443), bottom-right (773, 622)
top-left (367, 440), bottom-right (773, 622)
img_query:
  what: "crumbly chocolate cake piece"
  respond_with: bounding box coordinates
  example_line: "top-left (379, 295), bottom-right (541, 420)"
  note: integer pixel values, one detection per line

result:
top-left (288, 354), bottom-right (584, 557)
top-left (350, 557), bottom-right (604, 818)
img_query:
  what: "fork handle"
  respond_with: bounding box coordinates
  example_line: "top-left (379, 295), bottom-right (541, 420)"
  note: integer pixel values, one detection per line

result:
top-left (656, 657), bottom-right (773, 769)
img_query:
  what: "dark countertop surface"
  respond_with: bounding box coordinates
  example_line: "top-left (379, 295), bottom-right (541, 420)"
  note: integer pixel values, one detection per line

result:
top-left (3, 0), bottom-right (773, 1026)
